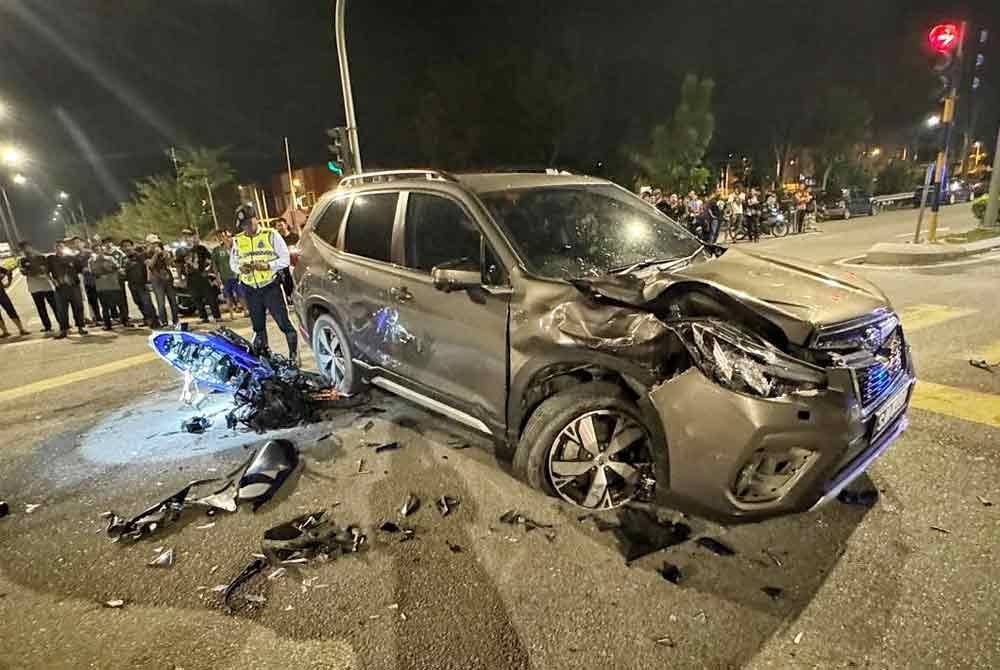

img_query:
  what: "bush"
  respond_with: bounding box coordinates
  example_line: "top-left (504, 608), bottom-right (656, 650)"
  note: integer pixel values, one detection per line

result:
top-left (972, 195), bottom-right (999, 226)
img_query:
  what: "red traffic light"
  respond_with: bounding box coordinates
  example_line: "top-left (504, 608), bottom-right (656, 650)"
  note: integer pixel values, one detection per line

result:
top-left (929, 24), bottom-right (961, 53)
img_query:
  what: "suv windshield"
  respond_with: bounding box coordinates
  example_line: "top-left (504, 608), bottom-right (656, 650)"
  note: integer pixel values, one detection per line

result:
top-left (480, 185), bottom-right (702, 279)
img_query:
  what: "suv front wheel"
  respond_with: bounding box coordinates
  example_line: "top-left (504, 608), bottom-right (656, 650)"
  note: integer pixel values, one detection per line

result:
top-left (513, 383), bottom-right (655, 511)
top-left (311, 313), bottom-right (363, 394)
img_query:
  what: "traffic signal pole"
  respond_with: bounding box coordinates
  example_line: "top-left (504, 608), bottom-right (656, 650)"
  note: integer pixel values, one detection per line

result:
top-left (335, 0), bottom-right (363, 175)
top-left (927, 21), bottom-right (966, 243)
top-left (983, 126), bottom-right (1000, 229)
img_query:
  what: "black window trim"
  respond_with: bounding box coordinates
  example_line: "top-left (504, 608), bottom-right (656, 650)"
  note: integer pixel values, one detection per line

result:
top-left (399, 188), bottom-right (509, 287)
top-left (308, 193), bottom-right (352, 250)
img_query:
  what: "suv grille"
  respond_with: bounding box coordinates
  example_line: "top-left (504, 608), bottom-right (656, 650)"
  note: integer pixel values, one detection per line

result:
top-left (855, 328), bottom-right (905, 409)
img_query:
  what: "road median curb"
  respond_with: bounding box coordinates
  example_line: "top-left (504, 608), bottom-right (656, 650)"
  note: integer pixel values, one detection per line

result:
top-left (865, 233), bottom-right (1000, 266)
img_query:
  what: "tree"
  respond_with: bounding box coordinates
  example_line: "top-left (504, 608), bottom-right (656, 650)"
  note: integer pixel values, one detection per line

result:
top-left (93, 147), bottom-right (238, 241)
top-left (631, 74), bottom-right (715, 194)
top-left (809, 87), bottom-right (872, 192)
top-left (874, 160), bottom-right (922, 196)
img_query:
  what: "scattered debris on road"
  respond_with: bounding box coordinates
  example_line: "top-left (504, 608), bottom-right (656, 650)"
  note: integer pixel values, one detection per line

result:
top-left (400, 494), bottom-right (420, 517)
top-left (764, 549), bottom-right (784, 568)
top-left (969, 359), bottom-right (997, 373)
top-left (499, 509), bottom-right (553, 532)
top-left (373, 441), bottom-right (401, 454)
top-left (976, 495), bottom-right (993, 507)
top-left (446, 541), bottom-right (464, 553)
top-left (363, 420), bottom-right (375, 432)
top-left (793, 631), bottom-right (804, 645)
top-left (657, 562), bottom-right (683, 584)
top-left (436, 496), bottom-right (459, 517)
top-left (761, 586), bottom-right (783, 600)
top-left (930, 525), bottom-right (951, 534)
top-left (103, 599), bottom-right (125, 609)
top-left (24, 503), bottom-right (41, 514)
top-left (653, 636), bottom-right (676, 648)
top-left (102, 440), bottom-right (299, 541)
top-left (0, 501), bottom-right (8, 519)
top-left (695, 537), bottom-right (736, 557)
top-left (837, 488), bottom-right (879, 507)
top-left (181, 416), bottom-right (211, 434)
top-left (591, 508), bottom-right (690, 563)
top-left (148, 548), bottom-right (174, 568)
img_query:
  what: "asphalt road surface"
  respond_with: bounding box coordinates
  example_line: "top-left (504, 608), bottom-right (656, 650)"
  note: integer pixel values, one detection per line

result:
top-left (1, 204), bottom-right (997, 669)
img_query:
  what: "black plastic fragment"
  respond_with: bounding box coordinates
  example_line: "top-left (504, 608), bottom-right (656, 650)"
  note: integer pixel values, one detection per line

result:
top-left (261, 510), bottom-right (365, 561)
top-left (221, 557), bottom-right (267, 610)
top-left (761, 586), bottom-right (784, 600)
top-left (400, 493), bottom-right (420, 517)
top-left (379, 520), bottom-right (402, 533)
top-left (436, 496), bottom-right (460, 517)
top-left (0, 501), bottom-right (8, 519)
top-left (837, 488), bottom-right (879, 508)
top-left (181, 416), bottom-right (211, 434)
top-left (600, 508), bottom-right (691, 563)
top-left (363, 420), bottom-right (375, 432)
top-left (374, 442), bottom-right (401, 454)
top-left (499, 510), bottom-right (553, 532)
top-left (237, 440), bottom-right (299, 511)
top-left (447, 541), bottom-right (464, 553)
top-left (695, 537), bottom-right (735, 557)
top-left (969, 359), bottom-right (997, 373)
top-left (658, 562), bottom-right (683, 584)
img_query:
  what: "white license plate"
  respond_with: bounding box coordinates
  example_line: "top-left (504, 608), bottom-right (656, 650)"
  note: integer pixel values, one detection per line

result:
top-left (873, 385), bottom-right (909, 435)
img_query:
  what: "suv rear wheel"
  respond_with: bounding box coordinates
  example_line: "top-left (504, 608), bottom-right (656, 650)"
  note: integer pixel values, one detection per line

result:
top-left (513, 383), bottom-right (655, 510)
top-left (311, 313), bottom-right (363, 394)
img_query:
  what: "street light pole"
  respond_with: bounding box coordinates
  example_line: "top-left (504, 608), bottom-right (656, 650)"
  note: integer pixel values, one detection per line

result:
top-left (204, 177), bottom-right (220, 231)
top-left (1, 186), bottom-right (21, 245)
top-left (983, 126), bottom-right (1000, 229)
top-left (335, 0), bottom-right (363, 174)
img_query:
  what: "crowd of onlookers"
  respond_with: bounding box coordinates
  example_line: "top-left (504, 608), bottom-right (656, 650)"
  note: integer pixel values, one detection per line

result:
top-left (0, 218), bottom-right (301, 341)
top-left (639, 186), bottom-right (816, 243)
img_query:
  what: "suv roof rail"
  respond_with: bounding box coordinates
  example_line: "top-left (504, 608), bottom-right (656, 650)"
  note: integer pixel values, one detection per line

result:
top-left (339, 169), bottom-right (459, 188)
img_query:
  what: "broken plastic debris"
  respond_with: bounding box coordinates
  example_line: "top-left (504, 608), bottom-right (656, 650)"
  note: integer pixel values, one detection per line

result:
top-left (400, 494), bottom-right (420, 517)
top-left (446, 541), bottom-right (464, 553)
top-left (436, 496), bottom-right (459, 517)
top-left (764, 549), bottom-right (783, 567)
top-left (930, 525), bottom-right (951, 534)
top-left (104, 599), bottom-right (125, 609)
top-left (236, 439), bottom-right (299, 511)
top-left (267, 568), bottom-right (286, 580)
top-left (24, 503), bottom-right (41, 514)
top-left (244, 594), bottom-right (266, 605)
top-left (148, 548), bottom-right (175, 568)
top-left (761, 586), bottom-right (783, 600)
top-left (969, 359), bottom-right (997, 373)
top-left (0, 501), bottom-right (8, 519)
top-left (657, 562), bottom-right (682, 584)
top-left (378, 520), bottom-right (402, 533)
top-left (977, 495), bottom-right (993, 507)
top-left (221, 557), bottom-right (268, 610)
top-left (363, 420), bottom-right (375, 432)
top-left (793, 631), bottom-right (804, 645)
top-left (654, 636), bottom-right (675, 648)
top-left (195, 523), bottom-right (216, 530)
top-left (499, 510), bottom-right (553, 532)
top-left (374, 441), bottom-right (401, 454)
top-left (695, 537), bottom-right (735, 557)
top-left (837, 488), bottom-right (879, 507)
top-left (181, 416), bottom-right (211, 434)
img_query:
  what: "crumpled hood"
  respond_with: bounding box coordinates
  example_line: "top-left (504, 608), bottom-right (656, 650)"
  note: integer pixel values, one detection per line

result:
top-left (657, 249), bottom-right (890, 336)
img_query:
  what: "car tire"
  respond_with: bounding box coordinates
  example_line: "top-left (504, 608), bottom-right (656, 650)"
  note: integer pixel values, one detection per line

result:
top-left (513, 382), bottom-right (655, 511)
top-left (311, 312), bottom-right (364, 394)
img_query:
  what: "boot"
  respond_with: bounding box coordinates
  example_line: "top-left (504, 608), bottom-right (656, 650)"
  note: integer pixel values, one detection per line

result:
top-left (285, 332), bottom-right (299, 366)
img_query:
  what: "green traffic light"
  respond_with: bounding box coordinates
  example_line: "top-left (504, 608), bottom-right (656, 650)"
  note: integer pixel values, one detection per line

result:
top-left (327, 160), bottom-right (344, 175)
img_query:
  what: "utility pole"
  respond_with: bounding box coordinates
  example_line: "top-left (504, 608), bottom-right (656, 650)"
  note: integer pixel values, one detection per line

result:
top-left (983, 126), bottom-right (1000, 229)
top-left (927, 21), bottom-right (966, 242)
top-left (335, 0), bottom-right (363, 174)
top-left (284, 136), bottom-right (296, 210)
top-left (204, 177), bottom-right (220, 231)
top-left (913, 163), bottom-right (936, 243)
top-left (0, 190), bottom-right (13, 246)
top-left (77, 201), bottom-right (91, 241)
top-left (1, 186), bottom-right (21, 245)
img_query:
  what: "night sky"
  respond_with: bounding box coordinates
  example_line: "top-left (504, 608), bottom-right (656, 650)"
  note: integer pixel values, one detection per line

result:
top-left (2, 0), bottom-right (999, 245)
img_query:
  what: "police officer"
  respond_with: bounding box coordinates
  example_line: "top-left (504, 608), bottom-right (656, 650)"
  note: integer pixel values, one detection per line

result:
top-left (229, 205), bottom-right (297, 360)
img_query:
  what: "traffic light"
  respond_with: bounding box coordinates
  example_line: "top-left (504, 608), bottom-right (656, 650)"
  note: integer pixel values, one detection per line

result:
top-left (326, 127), bottom-right (352, 176)
top-left (928, 24), bottom-right (963, 100)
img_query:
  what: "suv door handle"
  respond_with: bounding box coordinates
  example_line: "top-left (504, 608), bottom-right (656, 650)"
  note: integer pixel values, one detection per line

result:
top-left (326, 268), bottom-right (342, 282)
top-left (390, 286), bottom-right (414, 303)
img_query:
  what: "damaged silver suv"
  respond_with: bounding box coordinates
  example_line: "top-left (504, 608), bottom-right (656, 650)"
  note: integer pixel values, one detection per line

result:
top-left (292, 170), bottom-right (914, 520)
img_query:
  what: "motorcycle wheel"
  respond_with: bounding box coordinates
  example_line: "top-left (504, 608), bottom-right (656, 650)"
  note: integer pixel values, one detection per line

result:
top-left (772, 221), bottom-right (789, 237)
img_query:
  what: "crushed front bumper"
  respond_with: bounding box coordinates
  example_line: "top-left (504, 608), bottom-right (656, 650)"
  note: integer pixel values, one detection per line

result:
top-left (648, 360), bottom-right (915, 521)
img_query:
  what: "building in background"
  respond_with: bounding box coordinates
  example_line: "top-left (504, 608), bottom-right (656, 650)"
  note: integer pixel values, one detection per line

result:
top-left (271, 166), bottom-right (341, 216)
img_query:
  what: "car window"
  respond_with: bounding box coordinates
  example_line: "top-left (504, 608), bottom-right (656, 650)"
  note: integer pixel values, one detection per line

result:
top-left (343, 192), bottom-right (398, 262)
top-left (404, 193), bottom-right (481, 273)
top-left (312, 197), bottom-right (349, 245)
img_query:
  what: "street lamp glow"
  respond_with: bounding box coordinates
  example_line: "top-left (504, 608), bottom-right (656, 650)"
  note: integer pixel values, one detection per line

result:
top-left (926, 115), bottom-right (941, 128)
top-left (12, 173), bottom-right (27, 185)
top-left (58, 191), bottom-right (70, 200)
top-left (870, 147), bottom-right (882, 157)
top-left (1, 146), bottom-right (25, 167)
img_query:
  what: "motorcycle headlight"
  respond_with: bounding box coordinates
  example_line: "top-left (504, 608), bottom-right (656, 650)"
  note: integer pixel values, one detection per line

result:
top-left (676, 321), bottom-right (826, 398)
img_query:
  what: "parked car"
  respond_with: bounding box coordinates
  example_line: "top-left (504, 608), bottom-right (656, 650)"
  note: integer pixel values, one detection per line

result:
top-left (913, 180), bottom-right (974, 207)
top-left (817, 191), bottom-right (874, 220)
top-left (292, 170), bottom-right (914, 521)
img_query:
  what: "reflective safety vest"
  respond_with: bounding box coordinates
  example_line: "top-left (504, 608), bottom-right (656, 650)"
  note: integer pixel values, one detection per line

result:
top-left (234, 229), bottom-right (278, 287)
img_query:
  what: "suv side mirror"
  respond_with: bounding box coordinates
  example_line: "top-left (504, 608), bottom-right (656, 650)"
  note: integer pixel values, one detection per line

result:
top-left (431, 267), bottom-right (481, 292)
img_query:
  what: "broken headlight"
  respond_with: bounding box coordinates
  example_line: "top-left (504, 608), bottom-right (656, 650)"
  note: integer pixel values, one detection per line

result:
top-left (679, 321), bottom-right (826, 398)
